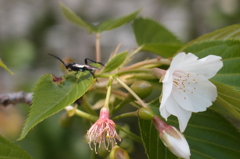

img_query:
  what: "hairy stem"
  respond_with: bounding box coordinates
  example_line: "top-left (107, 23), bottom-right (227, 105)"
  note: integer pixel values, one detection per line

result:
top-left (96, 33), bottom-right (101, 62)
top-left (116, 68), bottom-right (152, 76)
top-left (122, 58), bottom-right (171, 71)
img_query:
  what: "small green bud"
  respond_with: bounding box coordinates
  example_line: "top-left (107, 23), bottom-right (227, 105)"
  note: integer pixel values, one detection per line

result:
top-left (110, 146), bottom-right (130, 159)
top-left (97, 146), bottom-right (109, 158)
top-left (119, 138), bottom-right (134, 153)
top-left (60, 112), bottom-right (74, 129)
top-left (130, 81), bottom-right (152, 99)
top-left (138, 107), bottom-right (154, 120)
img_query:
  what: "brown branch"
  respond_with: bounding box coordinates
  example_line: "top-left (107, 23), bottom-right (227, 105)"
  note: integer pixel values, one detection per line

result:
top-left (0, 91), bottom-right (33, 106)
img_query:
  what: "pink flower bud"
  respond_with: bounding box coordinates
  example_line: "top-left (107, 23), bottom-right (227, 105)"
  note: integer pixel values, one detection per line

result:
top-left (153, 116), bottom-right (191, 159)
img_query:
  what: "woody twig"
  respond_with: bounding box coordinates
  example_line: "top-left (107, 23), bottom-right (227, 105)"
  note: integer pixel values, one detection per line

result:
top-left (0, 91), bottom-right (33, 106)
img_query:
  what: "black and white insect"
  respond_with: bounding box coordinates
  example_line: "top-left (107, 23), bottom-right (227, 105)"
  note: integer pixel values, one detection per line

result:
top-left (48, 54), bottom-right (104, 80)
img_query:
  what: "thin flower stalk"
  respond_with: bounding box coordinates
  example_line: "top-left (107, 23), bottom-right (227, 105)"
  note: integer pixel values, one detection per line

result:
top-left (116, 77), bottom-right (148, 108)
top-left (122, 58), bottom-right (171, 71)
top-left (96, 33), bottom-right (101, 62)
top-left (87, 77), bottom-right (121, 153)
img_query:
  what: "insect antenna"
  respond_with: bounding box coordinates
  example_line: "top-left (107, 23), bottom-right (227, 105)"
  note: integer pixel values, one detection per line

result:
top-left (48, 54), bottom-right (67, 67)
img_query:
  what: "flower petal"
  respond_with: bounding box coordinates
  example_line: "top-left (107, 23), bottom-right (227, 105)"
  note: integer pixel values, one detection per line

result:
top-left (161, 52), bottom-right (200, 106)
top-left (161, 94), bottom-right (192, 132)
top-left (178, 54), bottom-right (223, 79)
top-left (159, 102), bottom-right (171, 120)
top-left (172, 73), bottom-right (217, 112)
top-left (161, 71), bottom-right (174, 107)
top-left (167, 52), bottom-right (198, 72)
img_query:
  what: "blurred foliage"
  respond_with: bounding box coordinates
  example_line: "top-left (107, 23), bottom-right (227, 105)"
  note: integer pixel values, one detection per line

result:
top-left (0, 58), bottom-right (14, 74)
top-left (0, 39), bottom-right (35, 70)
top-left (0, 0), bottom-right (240, 159)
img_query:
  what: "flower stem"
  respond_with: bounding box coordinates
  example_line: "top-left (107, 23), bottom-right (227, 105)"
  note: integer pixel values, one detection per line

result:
top-left (103, 76), bottom-right (113, 109)
top-left (115, 125), bottom-right (142, 144)
top-left (116, 69), bottom-right (153, 76)
top-left (128, 45), bottom-right (144, 57)
top-left (75, 108), bottom-right (98, 122)
top-left (96, 33), bottom-right (101, 62)
top-left (116, 77), bottom-right (148, 108)
top-left (112, 111), bottom-right (137, 120)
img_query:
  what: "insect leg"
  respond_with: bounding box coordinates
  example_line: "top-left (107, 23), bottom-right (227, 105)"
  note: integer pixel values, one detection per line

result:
top-left (84, 58), bottom-right (105, 66)
top-left (88, 70), bottom-right (96, 78)
top-left (88, 70), bottom-right (99, 83)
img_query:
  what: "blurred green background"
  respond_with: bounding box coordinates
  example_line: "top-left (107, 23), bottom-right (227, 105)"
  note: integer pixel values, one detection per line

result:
top-left (0, 0), bottom-right (239, 158)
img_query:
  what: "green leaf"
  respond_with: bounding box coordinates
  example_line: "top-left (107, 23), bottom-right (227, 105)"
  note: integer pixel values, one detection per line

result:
top-left (139, 106), bottom-right (240, 159)
top-left (60, 2), bottom-right (97, 33)
top-left (132, 18), bottom-right (182, 57)
top-left (0, 58), bottom-right (14, 74)
top-left (19, 72), bottom-right (94, 140)
top-left (180, 24), bottom-right (240, 51)
top-left (211, 82), bottom-right (240, 124)
top-left (141, 43), bottom-right (183, 57)
top-left (96, 10), bottom-right (140, 32)
top-left (133, 18), bottom-right (182, 45)
top-left (101, 51), bottom-right (128, 73)
top-left (0, 135), bottom-right (33, 159)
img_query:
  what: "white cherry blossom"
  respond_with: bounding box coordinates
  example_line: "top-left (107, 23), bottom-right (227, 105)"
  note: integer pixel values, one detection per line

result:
top-left (160, 52), bottom-right (223, 132)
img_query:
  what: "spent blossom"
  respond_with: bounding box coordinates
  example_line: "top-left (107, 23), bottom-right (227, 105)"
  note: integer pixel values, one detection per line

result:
top-left (86, 108), bottom-right (121, 153)
top-left (159, 52), bottom-right (223, 132)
